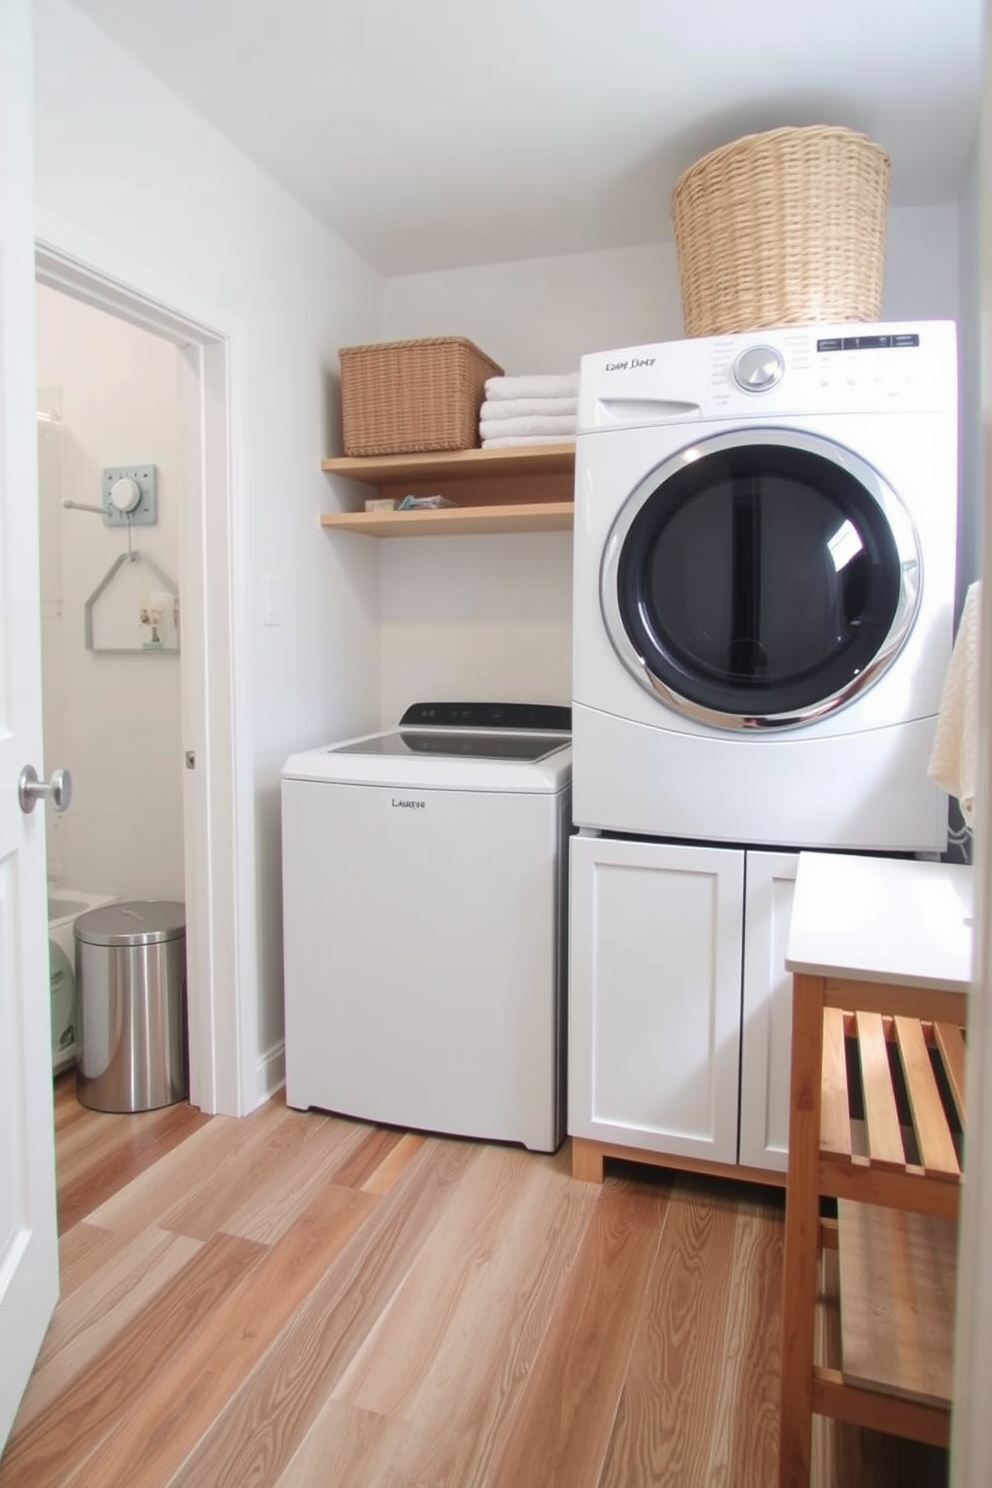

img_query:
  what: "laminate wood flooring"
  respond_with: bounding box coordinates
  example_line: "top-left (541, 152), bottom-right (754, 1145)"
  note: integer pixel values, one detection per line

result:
top-left (0, 1078), bottom-right (948, 1487)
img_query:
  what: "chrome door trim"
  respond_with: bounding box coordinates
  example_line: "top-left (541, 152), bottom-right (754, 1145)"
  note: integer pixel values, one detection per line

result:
top-left (600, 427), bottom-right (922, 732)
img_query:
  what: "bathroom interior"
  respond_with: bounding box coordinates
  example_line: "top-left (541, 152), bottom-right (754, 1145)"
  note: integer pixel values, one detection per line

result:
top-left (36, 284), bottom-right (187, 1075)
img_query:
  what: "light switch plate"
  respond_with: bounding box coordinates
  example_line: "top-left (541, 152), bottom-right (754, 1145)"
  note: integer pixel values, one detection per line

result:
top-left (102, 465), bottom-right (157, 526)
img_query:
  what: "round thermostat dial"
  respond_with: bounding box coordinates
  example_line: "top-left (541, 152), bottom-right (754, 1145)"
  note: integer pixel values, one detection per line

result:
top-left (733, 345), bottom-right (785, 392)
top-left (109, 476), bottom-right (141, 513)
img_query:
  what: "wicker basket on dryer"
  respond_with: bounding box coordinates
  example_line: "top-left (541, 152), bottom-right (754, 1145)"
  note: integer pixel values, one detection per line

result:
top-left (671, 125), bottom-right (891, 338)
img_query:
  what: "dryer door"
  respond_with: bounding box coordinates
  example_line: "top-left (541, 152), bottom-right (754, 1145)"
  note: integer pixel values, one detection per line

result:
top-left (601, 428), bottom-right (921, 730)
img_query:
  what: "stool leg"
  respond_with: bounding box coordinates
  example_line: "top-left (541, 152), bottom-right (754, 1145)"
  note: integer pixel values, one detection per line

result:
top-left (779, 973), bottom-right (826, 1488)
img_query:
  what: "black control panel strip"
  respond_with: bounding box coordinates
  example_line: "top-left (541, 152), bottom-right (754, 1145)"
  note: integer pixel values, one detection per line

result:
top-left (816, 334), bottom-right (920, 352)
top-left (399, 701), bottom-right (571, 731)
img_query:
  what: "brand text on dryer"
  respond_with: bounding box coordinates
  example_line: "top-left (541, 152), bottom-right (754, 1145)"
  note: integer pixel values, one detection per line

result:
top-left (392, 798), bottom-right (426, 809)
top-left (605, 357), bottom-right (656, 371)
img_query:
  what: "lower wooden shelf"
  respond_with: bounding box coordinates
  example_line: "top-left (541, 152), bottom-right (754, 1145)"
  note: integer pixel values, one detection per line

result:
top-left (319, 501), bottom-right (573, 538)
top-left (836, 1199), bottom-right (957, 1411)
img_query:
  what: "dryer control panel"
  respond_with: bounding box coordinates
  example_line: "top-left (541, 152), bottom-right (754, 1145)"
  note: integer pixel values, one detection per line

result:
top-left (577, 320), bottom-right (957, 430)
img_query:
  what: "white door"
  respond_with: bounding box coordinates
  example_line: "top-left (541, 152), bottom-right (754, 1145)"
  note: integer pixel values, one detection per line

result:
top-left (738, 850), bottom-right (799, 1173)
top-left (568, 834), bottom-right (745, 1165)
top-left (0, 0), bottom-right (60, 1449)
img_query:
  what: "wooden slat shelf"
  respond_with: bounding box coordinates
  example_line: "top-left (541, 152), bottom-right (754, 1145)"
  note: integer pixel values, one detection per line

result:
top-left (320, 444), bottom-right (576, 537)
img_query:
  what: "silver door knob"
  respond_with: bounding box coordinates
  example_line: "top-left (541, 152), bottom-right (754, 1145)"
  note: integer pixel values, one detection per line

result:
top-left (18, 765), bottom-right (73, 814)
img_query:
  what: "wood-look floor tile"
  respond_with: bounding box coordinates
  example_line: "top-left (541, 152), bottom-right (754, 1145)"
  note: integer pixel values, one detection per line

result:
top-left (484, 1170), bottom-right (673, 1488)
top-left (165, 1105), bottom-right (366, 1243)
top-left (165, 1138), bottom-right (476, 1488)
top-left (341, 1151), bottom-right (600, 1488)
top-left (56, 1219), bottom-right (133, 1297)
top-left (17, 1227), bottom-right (203, 1428)
top-left (361, 1133), bottom-right (428, 1195)
top-left (56, 1100), bottom-right (211, 1232)
top-left (0, 1232), bottom-right (266, 1488)
top-left (0, 1088), bottom-right (943, 1488)
top-left (334, 1145), bottom-right (552, 1415)
top-left (85, 1098), bottom-right (292, 1237)
top-left (700, 1192), bottom-right (783, 1487)
top-left (274, 1399), bottom-right (410, 1488)
top-left (597, 1177), bottom-right (741, 1488)
top-left (59, 1182), bottom-right (381, 1488)
top-left (218, 1120), bottom-right (376, 1246)
top-left (52, 1075), bottom-right (89, 1133)
top-left (330, 1125), bottom-right (407, 1188)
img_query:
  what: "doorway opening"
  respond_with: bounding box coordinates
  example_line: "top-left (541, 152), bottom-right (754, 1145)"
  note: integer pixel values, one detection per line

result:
top-left (34, 242), bottom-right (253, 1118)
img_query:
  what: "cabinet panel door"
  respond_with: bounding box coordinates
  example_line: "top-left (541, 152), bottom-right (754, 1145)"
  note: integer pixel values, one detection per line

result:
top-left (739, 850), bottom-right (799, 1172)
top-left (569, 835), bottom-right (744, 1164)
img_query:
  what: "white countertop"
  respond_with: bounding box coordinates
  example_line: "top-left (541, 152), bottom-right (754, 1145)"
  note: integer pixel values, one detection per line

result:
top-left (786, 852), bottom-right (974, 993)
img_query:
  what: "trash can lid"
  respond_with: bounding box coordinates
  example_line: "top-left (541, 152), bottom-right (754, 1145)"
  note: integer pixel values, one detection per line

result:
top-left (73, 900), bottom-right (186, 946)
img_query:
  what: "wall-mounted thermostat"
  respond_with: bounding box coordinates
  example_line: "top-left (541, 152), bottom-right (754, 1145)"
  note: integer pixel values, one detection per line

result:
top-left (102, 465), bottom-right (157, 526)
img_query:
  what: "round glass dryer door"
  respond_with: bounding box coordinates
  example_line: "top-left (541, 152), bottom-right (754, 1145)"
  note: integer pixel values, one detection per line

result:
top-left (601, 429), bottom-right (921, 730)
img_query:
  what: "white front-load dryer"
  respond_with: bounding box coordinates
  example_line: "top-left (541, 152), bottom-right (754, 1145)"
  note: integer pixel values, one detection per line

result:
top-left (572, 321), bottom-right (958, 852)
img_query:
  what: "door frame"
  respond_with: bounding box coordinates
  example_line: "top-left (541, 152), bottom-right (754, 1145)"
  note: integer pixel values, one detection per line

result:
top-left (34, 239), bottom-right (255, 1117)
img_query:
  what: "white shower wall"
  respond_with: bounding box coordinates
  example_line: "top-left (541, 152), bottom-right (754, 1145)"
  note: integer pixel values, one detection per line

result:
top-left (36, 284), bottom-right (185, 902)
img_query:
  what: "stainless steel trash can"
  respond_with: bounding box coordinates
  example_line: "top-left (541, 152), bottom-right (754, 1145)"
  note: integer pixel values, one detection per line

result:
top-left (74, 900), bottom-right (187, 1113)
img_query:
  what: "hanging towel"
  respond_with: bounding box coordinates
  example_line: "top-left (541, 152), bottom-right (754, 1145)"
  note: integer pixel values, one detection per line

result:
top-left (484, 373), bottom-right (579, 401)
top-left (479, 413), bottom-right (577, 441)
top-left (480, 396), bottom-right (578, 420)
top-left (482, 433), bottom-right (577, 448)
top-left (928, 581), bottom-right (982, 827)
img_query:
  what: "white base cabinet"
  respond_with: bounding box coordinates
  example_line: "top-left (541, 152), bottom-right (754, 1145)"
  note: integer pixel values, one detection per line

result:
top-left (739, 851), bottom-right (799, 1172)
top-left (569, 834), bottom-right (797, 1175)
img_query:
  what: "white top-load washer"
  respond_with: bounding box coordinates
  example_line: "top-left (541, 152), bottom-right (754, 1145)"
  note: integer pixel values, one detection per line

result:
top-left (281, 702), bottom-right (571, 1153)
top-left (572, 320), bottom-right (958, 852)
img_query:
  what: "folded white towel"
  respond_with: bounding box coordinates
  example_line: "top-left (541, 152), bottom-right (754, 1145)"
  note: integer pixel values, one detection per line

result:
top-left (482, 434), bottom-right (577, 447)
top-left (484, 373), bottom-right (579, 402)
top-left (480, 396), bottom-right (577, 420)
top-left (928, 581), bottom-right (981, 827)
top-left (479, 413), bottom-right (576, 441)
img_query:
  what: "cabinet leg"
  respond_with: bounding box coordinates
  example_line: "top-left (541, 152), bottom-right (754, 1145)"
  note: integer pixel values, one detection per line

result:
top-left (570, 1138), bottom-right (604, 1183)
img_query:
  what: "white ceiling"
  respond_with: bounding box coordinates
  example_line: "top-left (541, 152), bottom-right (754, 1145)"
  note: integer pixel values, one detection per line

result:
top-left (71, 0), bottom-right (983, 277)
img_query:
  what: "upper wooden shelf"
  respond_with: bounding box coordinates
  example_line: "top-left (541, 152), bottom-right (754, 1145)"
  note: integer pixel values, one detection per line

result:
top-left (320, 444), bottom-right (576, 483)
top-left (320, 444), bottom-right (576, 537)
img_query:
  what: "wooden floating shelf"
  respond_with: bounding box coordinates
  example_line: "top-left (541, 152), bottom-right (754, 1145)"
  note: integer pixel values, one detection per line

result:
top-left (320, 444), bottom-right (576, 537)
top-left (320, 502), bottom-right (573, 538)
top-left (320, 444), bottom-right (576, 483)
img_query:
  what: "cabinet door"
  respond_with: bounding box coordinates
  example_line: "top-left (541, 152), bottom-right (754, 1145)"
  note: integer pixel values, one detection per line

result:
top-left (739, 850), bottom-right (799, 1172)
top-left (569, 835), bottom-right (744, 1165)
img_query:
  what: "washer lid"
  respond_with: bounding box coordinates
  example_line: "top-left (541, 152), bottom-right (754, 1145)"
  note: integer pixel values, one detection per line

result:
top-left (282, 702), bottom-right (572, 792)
top-left (329, 728), bottom-right (567, 762)
top-left (74, 900), bottom-right (186, 946)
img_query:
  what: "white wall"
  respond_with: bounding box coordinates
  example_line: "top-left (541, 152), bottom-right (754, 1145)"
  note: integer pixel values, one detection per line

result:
top-left (34, 0), bottom-right (384, 1106)
top-left (36, 285), bottom-right (185, 902)
top-left (379, 204), bottom-right (963, 722)
top-left (383, 242), bottom-right (685, 375)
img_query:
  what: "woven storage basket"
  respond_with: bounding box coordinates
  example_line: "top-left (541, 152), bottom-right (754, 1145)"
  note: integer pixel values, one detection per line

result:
top-left (339, 336), bottom-right (503, 457)
top-left (671, 125), bottom-right (891, 338)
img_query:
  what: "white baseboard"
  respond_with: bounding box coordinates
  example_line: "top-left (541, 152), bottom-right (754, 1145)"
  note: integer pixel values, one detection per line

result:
top-left (255, 1039), bottom-right (285, 1107)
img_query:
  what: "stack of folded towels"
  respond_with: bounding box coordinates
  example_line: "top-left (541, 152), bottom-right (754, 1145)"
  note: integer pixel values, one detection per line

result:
top-left (479, 372), bottom-right (578, 448)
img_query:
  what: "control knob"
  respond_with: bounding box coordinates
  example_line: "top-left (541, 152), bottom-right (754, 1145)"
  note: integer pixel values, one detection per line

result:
top-left (733, 345), bottom-right (785, 392)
